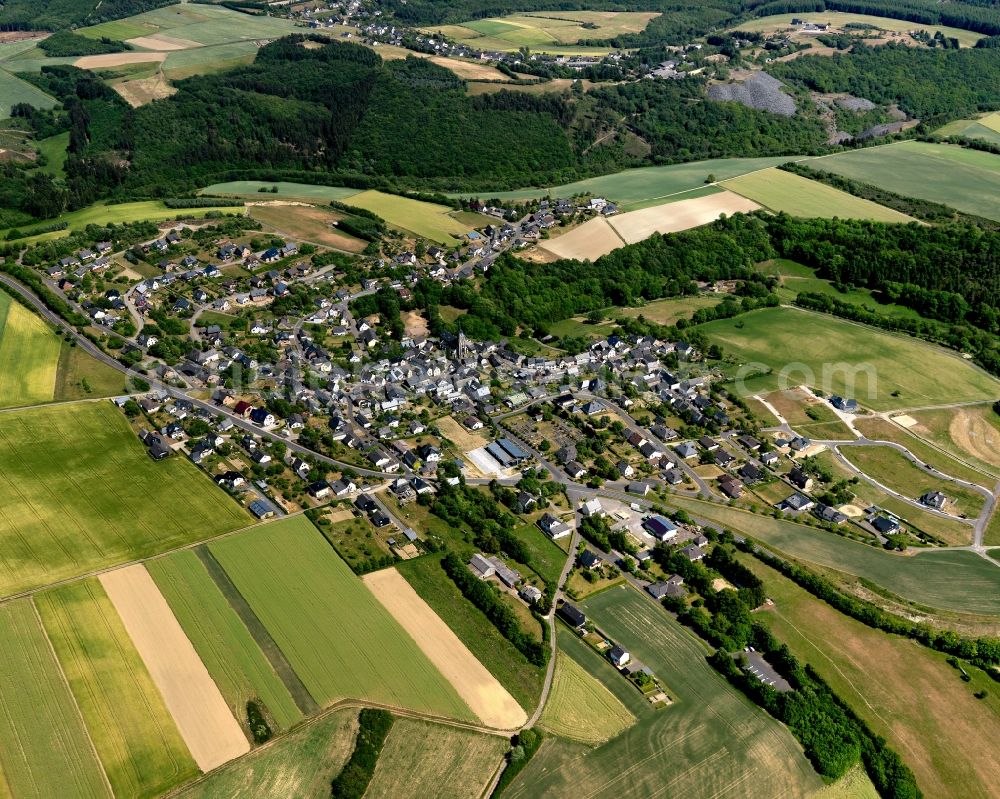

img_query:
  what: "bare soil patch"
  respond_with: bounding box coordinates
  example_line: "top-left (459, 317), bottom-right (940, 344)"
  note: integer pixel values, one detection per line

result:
top-left (75, 52), bottom-right (167, 68)
top-left (892, 414), bottom-right (918, 428)
top-left (363, 568), bottom-right (527, 729)
top-left (401, 310), bottom-right (429, 338)
top-left (100, 564), bottom-right (250, 771)
top-left (609, 191), bottom-right (761, 242)
top-left (113, 73), bottom-right (176, 107)
top-left (949, 408), bottom-right (1000, 469)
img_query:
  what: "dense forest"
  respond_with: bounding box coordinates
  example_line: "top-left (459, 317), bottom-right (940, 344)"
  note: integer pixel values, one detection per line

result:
top-left (38, 31), bottom-right (130, 57)
top-left (769, 44), bottom-right (1000, 123)
top-left (0, 0), bottom-right (175, 31)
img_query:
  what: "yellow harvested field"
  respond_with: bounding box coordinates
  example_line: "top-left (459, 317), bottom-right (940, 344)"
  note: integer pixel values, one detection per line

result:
top-left (608, 190), bottom-right (761, 241)
top-left (363, 568), bottom-right (527, 729)
top-left (538, 216), bottom-right (624, 260)
top-left (436, 414), bottom-right (490, 453)
top-left (100, 565), bottom-right (250, 771)
top-left (113, 74), bottom-right (176, 107)
top-left (429, 56), bottom-right (509, 81)
top-left (75, 52), bottom-right (167, 68)
top-left (126, 34), bottom-right (200, 50)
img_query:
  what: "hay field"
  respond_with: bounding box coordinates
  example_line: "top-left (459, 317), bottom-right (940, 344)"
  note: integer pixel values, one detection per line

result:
top-left (364, 568), bottom-right (527, 729)
top-left (202, 180), bottom-right (361, 202)
top-left (539, 653), bottom-right (635, 744)
top-left (0, 402), bottom-right (247, 598)
top-left (699, 306), bottom-right (1000, 410)
top-left (0, 291), bottom-right (60, 408)
top-left (430, 55), bottom-right (509, 81)
top-left (425, 12), bottom-right (657, 53)
top-left (745, 555), bottom-right (1000, 799)
top-left (148, 550), bottom-right (303, 731)
top-left (731, 11), bottom-right (983, 46)
top-left (667, 495), bottom-right (1000, 615)
top-left (538, 216), bottom-right (624, 260)
top-left (364, 718), bottom-right (508, 799)
top-left (113, 72), bottom-right (176, 107)
top-left (933, 112), bottom-right (1000, 145)
top-left (609, 190), bottom-right (762, 241)
top-left (248, 202), bottom-right (368, 252)
top-left (36, 579), bottom-right (198, 798)
top-left (0, 68), bottom-right (56, 119)
top-left (722, 168), bottom-right (913, 221)
top-left (0, 600), bottom-right (110, 799)
top-left (509, 587), bottom-right (822, 799)
top-left (904, 405), bottom-right (1000, 476)
top-left (210, 516), bottom-right (476, 720)
top-left (99, 565), bottom-right (250, 772)
top-left (810, 765), bottom-right (880, 799)
top-left (456, 155), bottom-right (794, 208)
top-left (173, 709), bottom-right (359, 799)
top-left (75, 52), bottom-right (167, 69)
top-left (345, 190), bottom-right (472, 244)
top-left (809, 141), bottom-right (1000, 221)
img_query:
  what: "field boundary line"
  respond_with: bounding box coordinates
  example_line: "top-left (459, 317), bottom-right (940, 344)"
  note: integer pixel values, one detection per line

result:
top-left (29, 597), bottom-right (116, 799)
top-left (194, 545), bottom-right (320, 716)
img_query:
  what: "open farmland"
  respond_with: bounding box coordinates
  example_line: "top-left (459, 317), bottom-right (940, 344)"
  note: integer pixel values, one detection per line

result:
top-left (424, 12), bottom-right (657, 54)
top-left (0, 291), bottom-right (60, 408)
top-left (509, 587), bottom-right (822, 799)
top-left (934, 112), bottom-right (1000, 145)
top-left (730, 11), bottom-right (984, 47)
top-left (698, 306), bottom-right (1000, 410)
top-left (99, 564), bottom-right (250, 772)
top-left (840, 444), bottom-right (985, 517)
top-left (364, 718), bottom-right (508, 799)
top-left (808, 141), bottom-right (1000, 221)
top-left (457, 155), bottom-right (796, 208)
top-left (55, 341), bottom-right (132, 402)
top-left (202, 180), bottom-right (361, 202)
top-left (344, 190), bottom-right (475, 244)
top-left (0, 600), bottom-right (110, 799)
top-left (539, 652), bottom-right (635, 744)
top-left (174, 709), bottom-right (359, 799)
top-left (0, 401), bottom-right (247, 597)
top-left (539, 217), bottom-right (624, 260)
top-left (364, 567), bottom-right (527, 729)
top-left (903, 405), bottom-right (1000, 477)
top-left (209, 516), bottom-right (475, 720)
top-left (744, 555), bottom-right (1000, 799)
top-left (248, 202), bottom-right (367, 252)
top-left (36, 579), bottom-right (198, 798)
top-left (667, 495), bottom-right (1000, 615)
top-left (148, 550), bottom-right (303, 732)
top-left (0, 68), bottom-right (56, 119)
top-left (721, 168), bottom-right (913, 221)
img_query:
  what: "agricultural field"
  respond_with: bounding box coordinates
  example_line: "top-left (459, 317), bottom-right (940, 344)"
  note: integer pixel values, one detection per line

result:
top-left (539, 191), bottom-right (761, 260)
top-left (99, 565), bottom-right (250, 772)
top-left (840, 444), bottom-right (985, 517)
top-left (364, 718), bottom-right (508, 799)
top-left (699, 305), bottom-right (1000, 410)
top-left (903, 405), bottom-right (1000, 476)
top-left (344, 190), bottom-right (480, 245)
top-left (209, 516), bottom-right (475, 720)
top-left (0, 290), bottom-right (61, 408)
top-left (539, 652), bottom-right (636, 744)
top-left (0, 67), bottom-right (56, 119)
top-left (148, 550), bottom-right (304, 733)
top-left (364, 567), bottom-right (527, 729)
top-left (0, 401), bottom-right (247, 597)
top-left (54, 342), bottom-right (132, 402)
top-left (36, 579), bottom-right (198, 798)
top-left (396, 553), bottom-right (546, 712)
top-left (248, 203), bottom-right (368, 252)
top-left (458, 155), bottom-right (796, 208)
top-left (202, 180), bottom-right (361, 202)
top-left (721, 168), bottom-right (913, 222)
top-left (744, 554), bottom-right (1000, 799)
top-left (807, 141), bottom-right (1000, 221)
top-left (509, 586), bottom-right (822, 798)
top-left (730, 11), bottom-right (984, 47)
top-left (0, 599), bottom-right (110, 799)
top-left (617, 295), bottom-right (722, 326)
top-left (424, 11), bottom-right (658, 54)
top-left (934, 111), bottom-right (1000, 145)
top-left (174, 708), bottom-right (359, 799)
top-left (811, 765), bottom-right (880, 799)
top-left (667, 495), bottom-right (1000, 615)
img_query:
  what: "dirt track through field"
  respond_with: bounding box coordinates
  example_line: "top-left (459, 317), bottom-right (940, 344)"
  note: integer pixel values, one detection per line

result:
top-left (99, 564), bottom-right (250, 772)
top-left (363, 568), bottom-right (528, 730)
